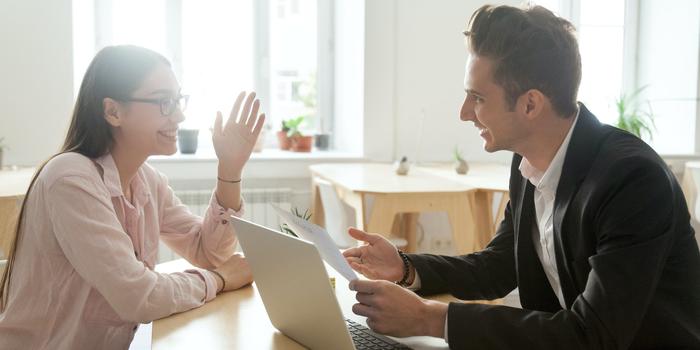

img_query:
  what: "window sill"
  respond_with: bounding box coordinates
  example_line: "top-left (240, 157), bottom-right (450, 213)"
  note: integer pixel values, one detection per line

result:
top-left (148, 148), bottom-right (364, 163)
top-left (147, 148), bottom-right (365, 180)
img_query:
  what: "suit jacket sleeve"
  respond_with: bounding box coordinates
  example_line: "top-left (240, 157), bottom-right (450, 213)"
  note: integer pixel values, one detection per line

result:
top-left (444, 156), bottom-right (679, 349)
top-left (406, 199), bottom-right (517, 300)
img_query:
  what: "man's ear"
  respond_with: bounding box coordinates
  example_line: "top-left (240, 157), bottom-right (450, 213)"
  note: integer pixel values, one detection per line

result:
top-left (519, 89), bottom-right (545, 120)
top-left (103, 98), bottom-right (122, 127)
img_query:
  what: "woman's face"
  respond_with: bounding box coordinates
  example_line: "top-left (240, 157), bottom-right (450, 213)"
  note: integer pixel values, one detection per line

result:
top-left (107, 63), bottom-right (186, 157)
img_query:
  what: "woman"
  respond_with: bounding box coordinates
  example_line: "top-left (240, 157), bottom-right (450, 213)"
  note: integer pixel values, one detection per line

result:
top-left (0, 45), bottom-right (264, 349)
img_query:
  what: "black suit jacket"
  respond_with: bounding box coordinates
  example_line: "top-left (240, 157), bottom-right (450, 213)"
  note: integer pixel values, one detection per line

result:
top-left (408, 105), bottom-right (700, 349)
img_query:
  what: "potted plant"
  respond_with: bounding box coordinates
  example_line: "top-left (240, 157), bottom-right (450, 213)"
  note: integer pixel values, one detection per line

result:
top-left (0, 137), bottom-right (6, 169)
top-left (454, 146), bottom-right (469, 175)
top-left (277, 120), bottom-right (292, 150)
top-left (279, 207), bottom-right (312, 237)
top-left (615, 86), bottom-right (656, 140)
top-left (286, 116), bottom-right (313, 152)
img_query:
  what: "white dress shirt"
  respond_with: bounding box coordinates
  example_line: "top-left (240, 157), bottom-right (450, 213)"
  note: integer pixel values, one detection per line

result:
top-left (518, 110), bottom-right (579, 308)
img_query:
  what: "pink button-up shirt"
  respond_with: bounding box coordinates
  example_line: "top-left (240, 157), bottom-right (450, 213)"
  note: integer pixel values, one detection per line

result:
top-left (0, 152), bottom-right (242, 349)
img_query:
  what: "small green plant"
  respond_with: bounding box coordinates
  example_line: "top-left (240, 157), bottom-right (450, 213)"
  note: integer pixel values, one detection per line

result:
top-left (615, 86), bottom-right (656, 140)
top-left (283, 116), bottom-right (307, 137)
top-left (454, 146), bottom-right (465, 162)
top-left (279, 207), bottom-right (312, 238)
top-left (0, 137), bottom-right (7, 151)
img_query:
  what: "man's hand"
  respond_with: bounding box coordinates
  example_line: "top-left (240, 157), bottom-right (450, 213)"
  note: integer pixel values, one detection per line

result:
top-left (342, 228), bottom-right (405, 282)
top-left (349, 279), bottom-right (448, 338)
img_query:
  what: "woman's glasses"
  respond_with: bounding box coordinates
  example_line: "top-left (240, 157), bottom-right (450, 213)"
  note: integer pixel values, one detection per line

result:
top-left (121, 95), bottom-right (189, 116)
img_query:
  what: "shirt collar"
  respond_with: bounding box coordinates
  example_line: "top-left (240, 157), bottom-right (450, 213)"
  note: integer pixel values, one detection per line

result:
top-left (94, 153), bottom-right (150, 203)
top-left (519, 107), bottom-right (580, 194)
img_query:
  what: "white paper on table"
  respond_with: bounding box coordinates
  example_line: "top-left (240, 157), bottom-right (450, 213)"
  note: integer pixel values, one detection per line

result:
top-left (271, 204), bottom-right (358, 282)
top-left (128, 322), bottom-right (152, 350)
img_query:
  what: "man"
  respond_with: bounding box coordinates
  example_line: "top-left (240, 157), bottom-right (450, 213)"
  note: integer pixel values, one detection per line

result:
top-left (343, 4), bottom-right (700, 349)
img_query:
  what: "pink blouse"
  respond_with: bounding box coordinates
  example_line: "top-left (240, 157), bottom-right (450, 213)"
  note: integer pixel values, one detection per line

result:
top-left (0, 152), bottom-right (242, 349)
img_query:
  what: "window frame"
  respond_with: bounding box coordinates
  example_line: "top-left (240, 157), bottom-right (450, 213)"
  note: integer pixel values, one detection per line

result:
top-left (89, 0), bottom-right (336, 152)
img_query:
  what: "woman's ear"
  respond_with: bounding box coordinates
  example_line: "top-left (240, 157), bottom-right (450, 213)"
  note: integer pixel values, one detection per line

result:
top-left (103, 97), bottom-right (122, 127)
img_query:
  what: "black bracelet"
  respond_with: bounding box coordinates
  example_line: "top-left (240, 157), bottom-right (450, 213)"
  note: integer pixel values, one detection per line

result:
top-left (396, 249), bottom-right (412, 286)
top-left (210, 270), bottom-right (226, 294)
top-left (217, 176), bottom-right (242, 184)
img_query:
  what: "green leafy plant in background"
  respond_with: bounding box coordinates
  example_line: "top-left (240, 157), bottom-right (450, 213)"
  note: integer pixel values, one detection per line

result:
top-left (284, 116), bottom-right (307, 137)
top-left (454, 146), bottom-right (465, 162)
top-left (279, 207), bottom-right (312, 238)
top-left (0, 137), bottom-right (7, 151)
top-left (615, 86), bottom-right (656, 140)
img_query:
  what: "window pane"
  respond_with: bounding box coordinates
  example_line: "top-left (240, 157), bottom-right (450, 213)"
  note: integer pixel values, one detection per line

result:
top-left (180, 0), bottom-right (255, 143)
top-left (108, 0), bottom-right (167, 54)
top-left (268, 0), bottom-right (318, 136)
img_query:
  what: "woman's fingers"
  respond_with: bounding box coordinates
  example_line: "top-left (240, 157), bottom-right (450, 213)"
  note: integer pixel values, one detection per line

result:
top-left (246, 99), bottom-right (260, 127)
top-left (213, 111), bottom-right (223, 137)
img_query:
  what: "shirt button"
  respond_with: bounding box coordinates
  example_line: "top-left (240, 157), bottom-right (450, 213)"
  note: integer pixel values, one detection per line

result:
top-left (221, 219), bottom-right (228, 224)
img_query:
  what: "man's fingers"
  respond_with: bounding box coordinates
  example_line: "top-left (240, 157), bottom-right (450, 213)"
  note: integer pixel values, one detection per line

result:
top-left (349, 279), bottom-right (380, 293)
top-left (348, 228), bottom-right (379, 244)
top-left (356, 292), bottom-right (377, 306)
top-left (346, 257), bottom-right (361, 264)
top-left (342, 246), bottom-right (363, 258)
top-left (352, 303), bottom-right (376, 318)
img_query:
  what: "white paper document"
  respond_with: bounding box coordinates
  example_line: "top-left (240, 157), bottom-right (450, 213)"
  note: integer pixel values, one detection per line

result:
top-left (128, 322), bottom-right (152, 350)
top-left (271, 204), bottom-right (358, 281)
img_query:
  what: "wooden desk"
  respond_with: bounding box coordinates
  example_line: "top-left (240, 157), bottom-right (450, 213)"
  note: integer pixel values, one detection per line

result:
top-left (309, 163), bottom-right (509, 254)
top-left (0, 168), bottom-right (34, 258)
top-left (153, 259), bottom-right (452, 350)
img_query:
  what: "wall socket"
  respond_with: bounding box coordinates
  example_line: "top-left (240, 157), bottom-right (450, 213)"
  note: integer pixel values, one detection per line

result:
top-left (430, 238), bottom-right (452, 251)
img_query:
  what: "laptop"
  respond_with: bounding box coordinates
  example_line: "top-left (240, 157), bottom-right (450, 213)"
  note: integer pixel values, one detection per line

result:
top-left (231, 216), bottom-right (411, 350)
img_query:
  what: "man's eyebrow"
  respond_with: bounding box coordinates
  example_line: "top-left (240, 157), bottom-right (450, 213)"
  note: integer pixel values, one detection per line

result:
top-left (465, 88), bottom-right (485, 96)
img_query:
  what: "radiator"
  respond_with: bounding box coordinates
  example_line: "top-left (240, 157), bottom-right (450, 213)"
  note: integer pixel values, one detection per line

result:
top-left (158, 188), bottom-right (293, 263)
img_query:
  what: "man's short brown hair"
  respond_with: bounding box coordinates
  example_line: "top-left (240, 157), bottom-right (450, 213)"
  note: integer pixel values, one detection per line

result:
top-left (465, 5), bottom-right (581, 117)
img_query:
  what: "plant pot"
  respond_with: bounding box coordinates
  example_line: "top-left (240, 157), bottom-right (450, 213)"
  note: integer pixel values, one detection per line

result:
top-left (177, 129), bottom-right (199, 154)
top-left (291, 135), bottom-right (313, 152)
top-left (314, 133), bottom-right (331, 150)
top-left (277, 131), bottom-right (292, 150)
top-left (455, 159), bottom-right (469, 175)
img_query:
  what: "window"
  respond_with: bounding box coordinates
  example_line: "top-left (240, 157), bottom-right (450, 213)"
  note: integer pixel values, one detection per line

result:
top-left (73, 0), bottom-right (329, 152)
top-left (532, 0), bottom-right (700, 155)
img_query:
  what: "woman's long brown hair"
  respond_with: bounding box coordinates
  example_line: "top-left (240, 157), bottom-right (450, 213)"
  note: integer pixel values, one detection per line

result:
top-left (0, 45), bottom-right (169, 310)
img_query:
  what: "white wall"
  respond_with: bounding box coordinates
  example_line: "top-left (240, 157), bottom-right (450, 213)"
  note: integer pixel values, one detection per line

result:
top-left (362, 0), bottom-right (517, 165)
top-left (0, 0), bottom-right (74, 167)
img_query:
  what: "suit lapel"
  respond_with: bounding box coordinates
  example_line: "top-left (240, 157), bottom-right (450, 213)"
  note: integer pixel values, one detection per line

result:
top-left (552, 103), bottom-right (609, 307)
top-left (513, 158), bottom-right (562, 312)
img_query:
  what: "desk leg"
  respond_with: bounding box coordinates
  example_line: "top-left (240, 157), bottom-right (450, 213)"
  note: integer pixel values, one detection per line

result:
top-left (310, 180), bottom-right (325, 227)
top-left (470, 190), bottom-right (496, 250)
top-left (366, 195), bottom-right (396, 236)
top-left (403, 213), bottom-right (419, 253)
top-left (446, 194), bottom-right (475, 254)
top-left (367, 196), bottom-right (421, 253)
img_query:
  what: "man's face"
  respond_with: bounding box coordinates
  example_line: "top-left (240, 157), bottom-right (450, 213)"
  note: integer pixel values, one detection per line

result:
top-left (460, 55), bottom-right (524, 153)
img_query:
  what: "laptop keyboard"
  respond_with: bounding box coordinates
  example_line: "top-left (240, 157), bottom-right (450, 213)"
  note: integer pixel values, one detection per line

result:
top-left (345, 319), bottom-right (412, 350)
